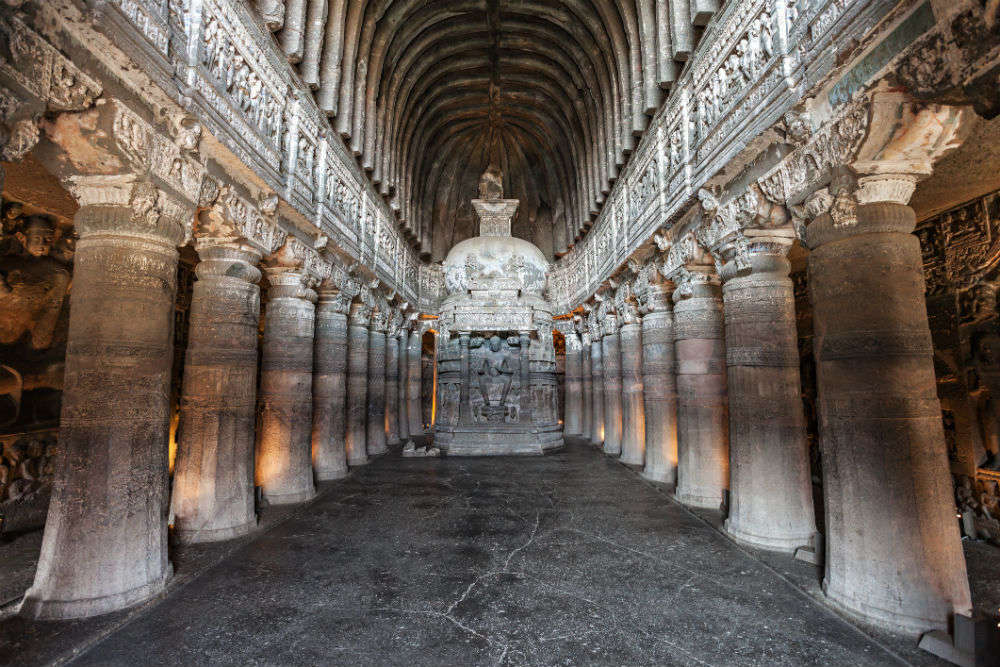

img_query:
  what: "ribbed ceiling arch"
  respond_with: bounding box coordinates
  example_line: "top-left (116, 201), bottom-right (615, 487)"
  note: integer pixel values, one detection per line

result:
top-left (276, 0), bottom-right (699, 260)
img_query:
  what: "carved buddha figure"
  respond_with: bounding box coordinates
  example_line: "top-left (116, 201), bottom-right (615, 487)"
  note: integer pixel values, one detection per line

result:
top-left (476, 335), bottom-right (516, 414)
top-left (0, 215), bottom-right (71, 350)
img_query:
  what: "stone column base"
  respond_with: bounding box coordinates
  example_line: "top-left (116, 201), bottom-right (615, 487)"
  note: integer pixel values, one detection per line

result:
top-left (20, 564), bottom-right (172, 620)
top-left (264, 488), bottom-right (317, 506)
top-left (173, 518), bottom-right (259, 545)
top-left (675, 488), bottom-right (724, 510)
top-left (640, 466), bottom-right (676, 485)
top-left (314, 466), bottom-right (350, 481)
top-left (822, 582), bottom-right (948, 636)
top-left (724, 518), bottom-right (813, 553)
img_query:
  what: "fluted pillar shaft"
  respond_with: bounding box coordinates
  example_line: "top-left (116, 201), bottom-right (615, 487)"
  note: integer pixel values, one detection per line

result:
top-left (386, 330), bottom-right (401, 444)
top-left (808, 184), bottom-right (971, 633)
top-left (398, 332), bottom-right (410, 442)
top-left (673, 279), bottom-right (729, 509)
top-left (602, 328), bottom-right (623, 456)
top-left (366, 319), bottom-right (388, 456)
top-left (619, 321), bottom-right (645, 465)
top-left (23, 198), bottom-right (184, 619)
top-left (589, 338), bottom-right (605, 445)
top-left (255, 269), bottom-right (316, 505)
top-left (564, 333), bottom-right (584, 435)
top-left (346, 302), bottom-right (370, 466)
top-left (407, 329), bottom-right (423, 436)
top-left (311, 287), bottom-right (349, 480)
top-left (721, 239), bottom-right (816, 552)
top-left (580, 337), bottom-right (593, 441)
top-left (641, 287), bottom-right (678, 484)
top-left (171, 244), bottom-right (262, 543)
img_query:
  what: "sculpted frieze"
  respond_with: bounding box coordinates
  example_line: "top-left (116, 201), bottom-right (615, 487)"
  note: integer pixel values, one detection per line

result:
top-left (110, 0), bottom-right (170, 56)
top-left (0, 15), bottom-right (101, 161)
top-left (629, 157), bottom-right (660, 226)
top-left (0, 16), bottom-right (102, 114)
top-left (199, 4), bottom-right (285, 150)
top-left (756, 101), bottom-right (868, 206)
top-left (694, 3), bottom-right (777, 146)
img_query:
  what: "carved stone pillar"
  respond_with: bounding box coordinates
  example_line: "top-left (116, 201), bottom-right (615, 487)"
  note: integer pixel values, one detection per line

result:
top-left (23, 98), bottom-right (198, 619)
top-left (23, 189), bottom-right (186, 618)
top-left (640, 277), bottom-right (678, 484)
top-left (518, 330), bottom-right (532, 423)
top-left (601, 313), bottom-right (623, 456)
top-left (407, 328), bottom-right (423, 436)
top-left (803, 105), bottom-right (973, 631)
top-left (718, 231), bottom-right (816, 552)
top-left (398, 328), bottom-right (410, 442)
top-left (580, 331), bottom-right (594, 441)
top-left (563, 330), bottom-right (584, 436)
top-left (618, 316), bottom-right (645, 466)
top-left (386, 320), bottom-right (401, 445)
top-left (670, 258), bottom-right (729, 509)
top-left (311, 283), bottom-right (350, 480)
top-left (588, 315), bottom-right (605, 446)
top-left (793, 94), bottom-right (975, 633)
top-left (255, 265), bottom-right (316, 505)
top-left (810, 187), bottom-right (972, 631)
top-left (346, 301), bottom-right (371, 465)
top-left (171, 240), bottom-right (262, 543)
top-left (366, 307), bottom-right (388, 456)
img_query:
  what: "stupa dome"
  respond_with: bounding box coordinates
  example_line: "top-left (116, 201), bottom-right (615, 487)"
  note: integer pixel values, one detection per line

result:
top-left (442, 234), bottom-right (549, 296)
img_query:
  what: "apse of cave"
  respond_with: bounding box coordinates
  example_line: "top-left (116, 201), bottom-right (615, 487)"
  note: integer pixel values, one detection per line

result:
top-left (1, 0), bottom-right (1000, 664)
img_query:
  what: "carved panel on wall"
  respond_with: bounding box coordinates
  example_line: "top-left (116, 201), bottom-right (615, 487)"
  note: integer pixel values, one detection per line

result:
top-left (917, 191), bottom-right (1000, 325)
top-left (0, 200), bottom-right (72, 432)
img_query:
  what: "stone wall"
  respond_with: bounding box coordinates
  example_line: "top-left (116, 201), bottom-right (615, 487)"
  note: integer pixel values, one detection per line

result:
top-left (915, 187), bottom-right (1000, 544)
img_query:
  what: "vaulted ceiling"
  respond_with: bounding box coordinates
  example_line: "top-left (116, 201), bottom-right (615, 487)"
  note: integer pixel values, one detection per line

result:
top-left (276, 0), bottom-right (706, 260)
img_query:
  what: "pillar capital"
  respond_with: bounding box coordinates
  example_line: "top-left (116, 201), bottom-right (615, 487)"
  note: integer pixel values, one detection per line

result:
top-left (370, 302), bottom-right (390, 333)
top-left (596, 297), bottom-right (618, 337)
top-left (37, 99), bottom-right (205, 246)
top-left (850, 88), bottom-right (970, 188)
top-left (664, 234), bottom-right (720, 302)
top-left (263, 266), bottom-right (315, 302)
top-left (632, 260), bottom-right (674, 314)
top-left (195, 178), bottom-right (287, 256)
top-left (695, 186), bottom-right (797, 281)
top-left (316, 280), bottom-right (354, 314)
top-left (349, 300), bottom-right (372, 327)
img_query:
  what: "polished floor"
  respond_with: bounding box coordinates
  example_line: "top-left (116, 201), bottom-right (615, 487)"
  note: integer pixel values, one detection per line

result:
top-left (2, 438), bottom-right (985, 666)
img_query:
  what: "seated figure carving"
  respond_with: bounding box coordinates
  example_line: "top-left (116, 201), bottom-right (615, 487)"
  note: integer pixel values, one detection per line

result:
top-left (475, 335), bottom-right (516, 423)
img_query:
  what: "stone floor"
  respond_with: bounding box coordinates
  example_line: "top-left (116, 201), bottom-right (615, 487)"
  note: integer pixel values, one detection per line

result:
top-left (1, 438), bottom-right (995, 666)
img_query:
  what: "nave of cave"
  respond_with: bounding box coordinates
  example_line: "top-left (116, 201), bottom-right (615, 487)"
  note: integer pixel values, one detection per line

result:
top-left (1, 0), bottom-right (1000, 664)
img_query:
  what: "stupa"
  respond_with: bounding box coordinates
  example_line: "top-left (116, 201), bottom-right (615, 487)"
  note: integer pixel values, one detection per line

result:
top-left (434, 166), bottom-right (563, 455)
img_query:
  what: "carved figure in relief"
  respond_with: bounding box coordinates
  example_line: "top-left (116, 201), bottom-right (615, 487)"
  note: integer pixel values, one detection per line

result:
top-left (0, 214), bottom-right (70, 351)
top-left (478, 164), bottom-right (504, 200)
top-left (475, 335), bottom-right (516, 422)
